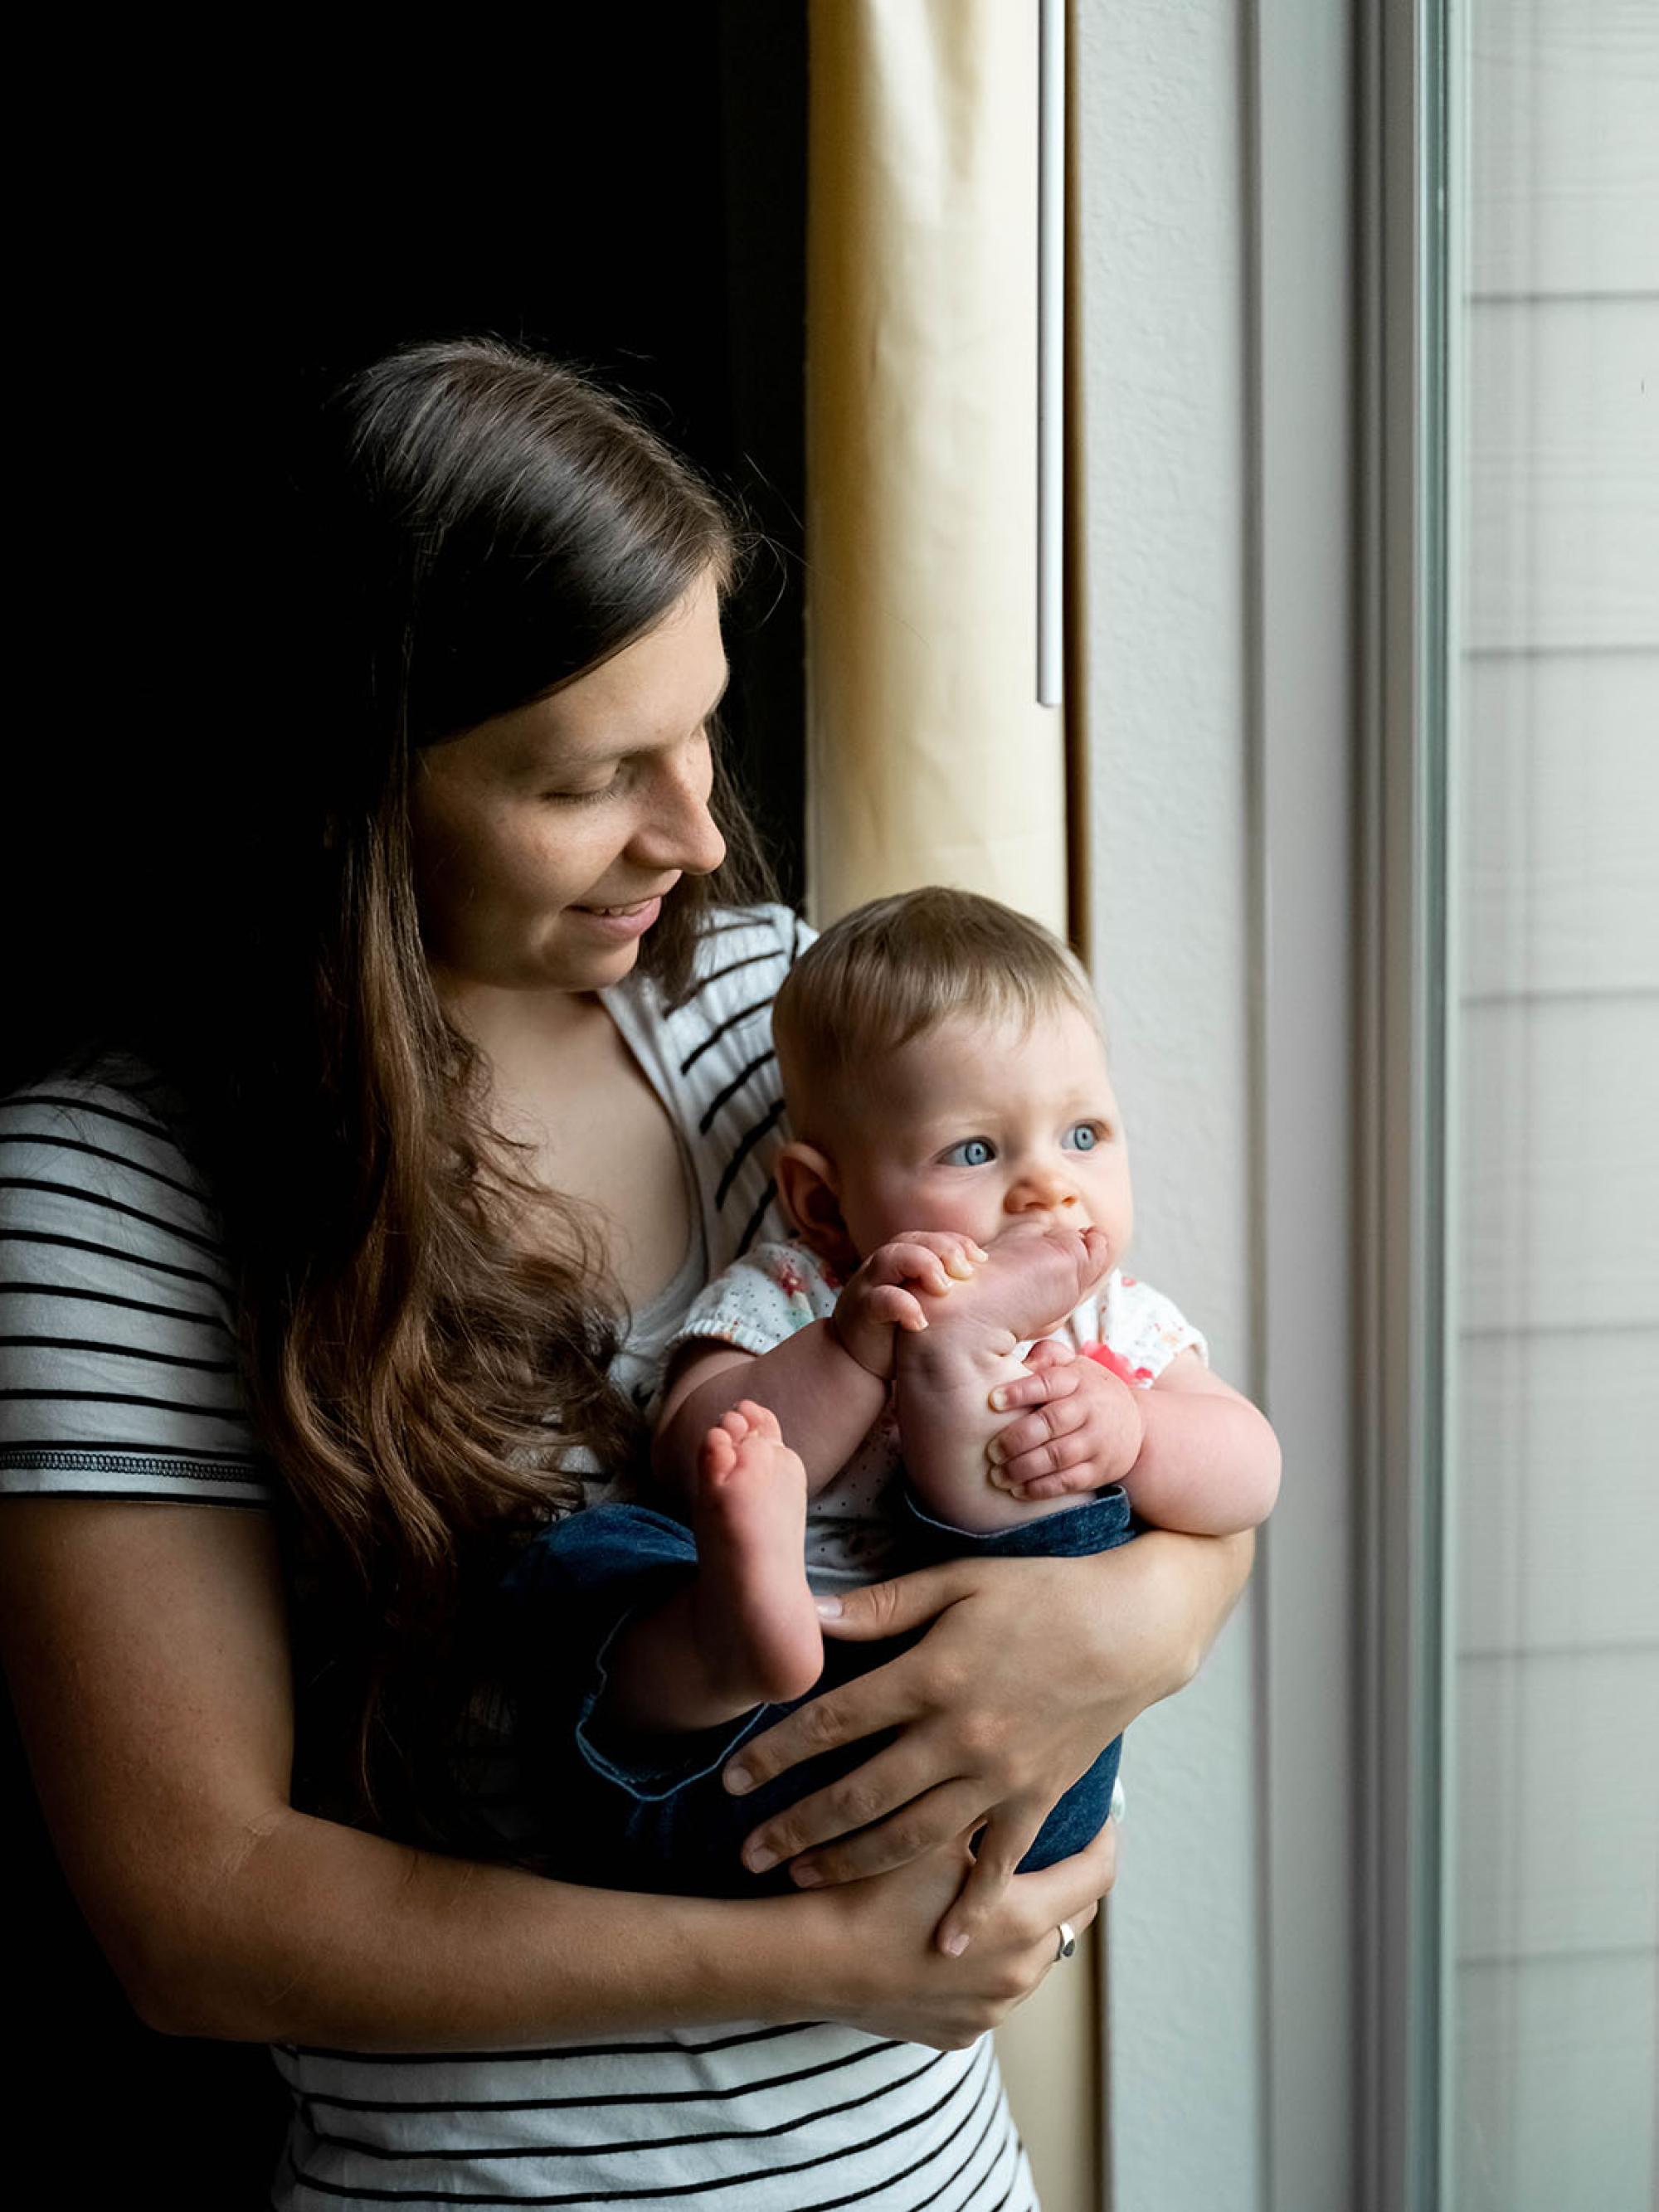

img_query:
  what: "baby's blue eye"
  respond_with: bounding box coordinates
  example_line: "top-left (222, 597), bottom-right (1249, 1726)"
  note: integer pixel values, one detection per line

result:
top-left (1065, 1122), bottom-right (1101, 1152)
top-left (941, 1137), bottom-right (996, 1168)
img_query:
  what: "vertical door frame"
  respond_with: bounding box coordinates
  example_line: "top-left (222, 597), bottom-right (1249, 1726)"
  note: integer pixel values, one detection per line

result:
top-left (1360, 0), bottom-right (1453, 2204)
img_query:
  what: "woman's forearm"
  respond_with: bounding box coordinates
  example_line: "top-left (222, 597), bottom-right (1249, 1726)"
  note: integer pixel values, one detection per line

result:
top-left (134, 1807), bottom-right (830, 2048)
top-left (0, 1500), bottom-right (831, 2050)
top-left (1106, 1524), bottom-right (1256, 1708)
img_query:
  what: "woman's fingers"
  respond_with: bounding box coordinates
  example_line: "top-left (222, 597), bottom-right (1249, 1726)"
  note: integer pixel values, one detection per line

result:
top-left (737, 1733), bottom-right (955, 1873)
top-left (808, 1561), bottom-right (972, 1644)
top-left (985, 1818), bottom-right (1119, 1960)
top-left (932, 1809), bottom-right (1045, 1957)
top-left (723, 1638), bottom-right (926, 1800)
top-left (782, 1778), bottom-right (991, 1888)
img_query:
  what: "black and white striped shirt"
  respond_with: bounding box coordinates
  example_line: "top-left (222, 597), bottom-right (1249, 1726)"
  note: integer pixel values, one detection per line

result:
top-left (0, 905), bottom-right (1038, 2212)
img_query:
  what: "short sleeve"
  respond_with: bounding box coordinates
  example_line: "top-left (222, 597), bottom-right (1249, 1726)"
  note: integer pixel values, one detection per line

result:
top-left (668, 1240), bottom-right (841, 1362)
top-left (0, 1078), bottom-right (273, 1505)
top-left (1090, 1269), bottom-right (1209, 1384)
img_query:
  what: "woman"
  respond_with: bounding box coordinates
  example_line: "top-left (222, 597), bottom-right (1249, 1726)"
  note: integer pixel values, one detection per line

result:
top-left (0, 340), bottom-right (1252, 2206)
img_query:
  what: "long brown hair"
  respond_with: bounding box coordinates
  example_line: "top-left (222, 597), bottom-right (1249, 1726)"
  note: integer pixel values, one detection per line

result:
top-left (177, 340), bottom-right (771, 1834)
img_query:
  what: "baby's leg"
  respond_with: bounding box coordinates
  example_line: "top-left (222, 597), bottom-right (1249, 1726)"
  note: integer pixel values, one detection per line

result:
top-left (599, 1403), bottom-right (824, 1733)
top-left (894, 1224), bottom-right (1108, 1534)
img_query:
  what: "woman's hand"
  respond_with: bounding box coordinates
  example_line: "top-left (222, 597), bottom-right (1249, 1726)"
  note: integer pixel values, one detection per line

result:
top-left (801, 1819), bottom-right (1117, 2049)
top-left (723, 1531), bottom-right (1251, 1957)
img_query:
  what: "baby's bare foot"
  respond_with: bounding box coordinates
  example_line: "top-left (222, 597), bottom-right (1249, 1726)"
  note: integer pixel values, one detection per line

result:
top-left (893, 1225), bottom-right (1111, 1534)
top-left (917, 1223), bottom-right (1111, 1359)
top-left (691, 1403), bottom-right (823, 1709)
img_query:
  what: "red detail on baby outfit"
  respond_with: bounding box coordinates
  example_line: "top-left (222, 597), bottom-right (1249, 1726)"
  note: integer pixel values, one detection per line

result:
top-left (1080, 1342), bottom-right (1141, 1387)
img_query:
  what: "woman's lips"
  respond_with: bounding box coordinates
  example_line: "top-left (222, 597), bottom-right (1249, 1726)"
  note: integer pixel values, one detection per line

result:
top-left (567, 894), bottom-right (664, 941)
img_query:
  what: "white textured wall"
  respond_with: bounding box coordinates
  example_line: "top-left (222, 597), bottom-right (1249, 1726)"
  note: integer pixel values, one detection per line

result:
top-left (1072, 8), bottom-right (1265, 2209)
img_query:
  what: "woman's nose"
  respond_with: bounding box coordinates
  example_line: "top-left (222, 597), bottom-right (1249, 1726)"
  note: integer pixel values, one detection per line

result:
top-left (634, 753), bottom-right (727, 878)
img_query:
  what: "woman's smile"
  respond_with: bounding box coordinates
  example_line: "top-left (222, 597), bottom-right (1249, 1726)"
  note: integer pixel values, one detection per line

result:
top-left (565, 892), bottom-right (667, 940)
top-left (409, 567), bottom-right (728, 999)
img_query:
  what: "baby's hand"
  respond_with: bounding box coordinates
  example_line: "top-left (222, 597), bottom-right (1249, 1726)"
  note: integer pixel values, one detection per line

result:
top-left (986, 1339), bottom-right (1146, 1498)
top-left (830, 1232), bottom-right (988, 1380)
top-left (925, 1220), bottom-right (1113, 1354)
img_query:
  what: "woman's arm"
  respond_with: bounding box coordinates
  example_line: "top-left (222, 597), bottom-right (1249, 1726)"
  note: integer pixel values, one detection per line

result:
top-left (716, 1529), bottom-right (1254, 1957)
top-left (0, 1497), bottom-right (1114, 2050)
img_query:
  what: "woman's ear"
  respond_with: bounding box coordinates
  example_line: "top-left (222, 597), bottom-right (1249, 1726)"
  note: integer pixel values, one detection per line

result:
top-left (776, 1142), bottom-right (857, 1266)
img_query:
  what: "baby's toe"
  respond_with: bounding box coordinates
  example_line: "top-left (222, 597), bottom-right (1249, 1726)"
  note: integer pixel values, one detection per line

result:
top-left (734, 1399), bottom-right (782, 1444)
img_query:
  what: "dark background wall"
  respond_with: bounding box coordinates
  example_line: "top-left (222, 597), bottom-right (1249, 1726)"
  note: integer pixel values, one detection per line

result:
top-left (11, 5), bottom-right (807, 1078)
top-left (6, 12), bottom-right (806, 2200)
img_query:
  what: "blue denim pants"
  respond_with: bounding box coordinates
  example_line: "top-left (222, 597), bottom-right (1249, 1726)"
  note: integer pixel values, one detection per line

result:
top-left (499, 1484), bottom-right (1135, 1898)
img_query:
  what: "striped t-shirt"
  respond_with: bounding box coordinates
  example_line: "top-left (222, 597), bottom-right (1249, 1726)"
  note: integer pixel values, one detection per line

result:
top-left (0, 904), bottom-right (1039, 2212)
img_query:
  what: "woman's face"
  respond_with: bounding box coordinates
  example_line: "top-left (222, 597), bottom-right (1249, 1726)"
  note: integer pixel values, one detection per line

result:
top-left (410, 567), bottom-right (729, 1000)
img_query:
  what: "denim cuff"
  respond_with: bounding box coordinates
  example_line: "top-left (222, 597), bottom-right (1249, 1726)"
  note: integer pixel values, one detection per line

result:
top-left (574, 1603), bottom-right (776, 1804)
top-left (900, 1481), bottom-right (1134, 1563)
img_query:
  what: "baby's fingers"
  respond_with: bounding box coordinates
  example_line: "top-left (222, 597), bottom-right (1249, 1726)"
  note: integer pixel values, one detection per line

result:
top-left (1019, 1337), bottom-right (1078, 1373)
top-left (1078, 1225), bottom-right (1115, 1290)
top-left (987, 1390), bottom-right (1089, 1470)
top-left (990, 1363), bottom-right (1082, 1414)
top-left (870, 1233), bottom-right (989, 1293)
top-left (1005, 1468), bottom-right (1106, 1501)
top-left (864, 1283), bottom-right (931, 1333)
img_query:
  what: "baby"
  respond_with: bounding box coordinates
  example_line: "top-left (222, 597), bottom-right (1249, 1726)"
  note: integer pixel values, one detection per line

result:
top-left (504, 889), bottom-right (1280, 1904)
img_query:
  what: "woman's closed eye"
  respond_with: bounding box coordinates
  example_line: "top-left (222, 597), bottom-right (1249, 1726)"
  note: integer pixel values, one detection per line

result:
top-left (938, 1136), bottom-right (997, 1168)
top-left (543, 772), bottom-right (623, 806)
top-left (543, 726), bottom-right (710, 809)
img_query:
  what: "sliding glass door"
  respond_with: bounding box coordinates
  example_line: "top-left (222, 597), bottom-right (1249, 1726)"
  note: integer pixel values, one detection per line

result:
top-left (1381, 5), bottom-right (1658, 2206)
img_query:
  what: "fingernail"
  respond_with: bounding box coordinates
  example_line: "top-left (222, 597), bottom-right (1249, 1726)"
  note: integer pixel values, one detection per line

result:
top-left (725, 1763), bottom-right (755, 1796)
top-left (971, 1242), bottom-right (989, 1261)
top-left (986, 1437), bottom-right (1006, 1465)
top-left (941, 1930), bottom-right (971, 1957)
top-left (746, 1843), bottom-right (777, 1873)
top-left (989, 1387), bottom-right (1010, 1412)
top-left (814, 1596), bottom-right (843, 1619)
top-left (791, 1863), bottom-right (823, 1888)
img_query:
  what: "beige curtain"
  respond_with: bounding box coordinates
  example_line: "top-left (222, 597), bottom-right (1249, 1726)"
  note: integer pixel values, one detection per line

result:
top-left (805, 0), bottom-right (1070, 940)
top-left (805, 7), bottom-right (1097, 2208)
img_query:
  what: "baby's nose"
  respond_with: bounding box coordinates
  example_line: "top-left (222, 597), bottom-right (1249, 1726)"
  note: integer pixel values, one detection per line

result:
top-left (1008, 1169), bottom-right (1078, 1212)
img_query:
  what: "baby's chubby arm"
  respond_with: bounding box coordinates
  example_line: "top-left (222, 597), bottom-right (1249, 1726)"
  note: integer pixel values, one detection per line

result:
top-left (653, 1232), bottom-right (987, 1495)
top-left (991, 1349), bottom-right (1282, 1535)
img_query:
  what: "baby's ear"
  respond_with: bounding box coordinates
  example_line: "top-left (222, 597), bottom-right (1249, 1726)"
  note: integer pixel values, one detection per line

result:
top-left (776, 1142), bottom-right (856, 1266)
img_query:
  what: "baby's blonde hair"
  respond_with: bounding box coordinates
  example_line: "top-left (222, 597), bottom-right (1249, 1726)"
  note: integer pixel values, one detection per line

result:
top-left (773, 887), bottom-right (1101, 1140)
